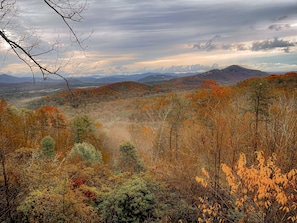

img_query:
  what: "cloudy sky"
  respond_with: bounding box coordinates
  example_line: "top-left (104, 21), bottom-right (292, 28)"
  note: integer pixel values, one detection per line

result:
top-left (0, 0), bottom-right (297, 77)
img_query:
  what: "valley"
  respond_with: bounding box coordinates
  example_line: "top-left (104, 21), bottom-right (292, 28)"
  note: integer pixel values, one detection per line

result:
top-left (0, 65), bottom-right (267, 106)
top-left (0, 66), bottom-right (297, 222)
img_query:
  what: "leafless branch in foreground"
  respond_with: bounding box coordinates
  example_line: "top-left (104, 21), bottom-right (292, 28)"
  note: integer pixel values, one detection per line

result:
top-left (0, 0), bottom-right (88, 88)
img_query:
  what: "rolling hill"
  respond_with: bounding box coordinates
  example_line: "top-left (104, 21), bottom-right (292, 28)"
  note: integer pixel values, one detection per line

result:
top-left (31, 81), bottom-right (161, 108)
top-left (2, 65), bottom-right (279, 107)
top-left (138, 74), bottom-right (175, 84)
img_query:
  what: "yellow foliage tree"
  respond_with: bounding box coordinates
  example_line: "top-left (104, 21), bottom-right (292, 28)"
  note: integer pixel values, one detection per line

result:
top-left (196, 151), bottom-right (297, 222)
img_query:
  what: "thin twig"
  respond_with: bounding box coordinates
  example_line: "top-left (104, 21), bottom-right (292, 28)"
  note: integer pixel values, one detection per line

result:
top-left (43, 0), bottom-right (86, 49)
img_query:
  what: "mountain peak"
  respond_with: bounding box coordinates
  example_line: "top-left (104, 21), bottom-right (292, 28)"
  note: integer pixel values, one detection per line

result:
top-left (223, 65), bottom-right (248, 72)
top-left (0, 74), bottom-right (14, 78)
top-left (0, 74), bottom-right (22, 83)
top-left (227, 65), bottom-right (243, 68)
top-left (161, 65), bottom-right (269, 90)
top-left (212, 65), bottom-right (268, 81)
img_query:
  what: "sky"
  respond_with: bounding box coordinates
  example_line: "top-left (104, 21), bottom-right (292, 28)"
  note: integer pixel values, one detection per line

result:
top-left (0, 0), bottom-right (297, 77)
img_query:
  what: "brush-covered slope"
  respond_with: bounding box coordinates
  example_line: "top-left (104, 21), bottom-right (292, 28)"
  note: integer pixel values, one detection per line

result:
top-left (238, 71), bottom-right (297, 89)
top-left (33, 81), bottom-right (161, 108)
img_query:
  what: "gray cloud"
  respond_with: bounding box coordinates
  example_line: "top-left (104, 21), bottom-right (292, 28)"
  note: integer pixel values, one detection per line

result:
top-left (251, 37), bottom-right (296, 52)
top-left (274, 15), bottom-right (288, 21)
top-left (191, 35), bottom-right (221, 51)
top-left (2, 0), bottom-right (297, 76)
top-left (125, 63), bottom-right (218, 74)
top-left (222, 43), bottom-right (249, 51)
top-left (158, 63), bottom-right (218, 73)
top-left (221, 37), bottom-right (296, 53)
top-left (85, 0), bottom-right (297, 53)
top-left (268, 24), bottom-right (291, 31)
top-left (284, 47), bottom-right (290, 53)
top-left (12, 1), bottom-right (297, 53)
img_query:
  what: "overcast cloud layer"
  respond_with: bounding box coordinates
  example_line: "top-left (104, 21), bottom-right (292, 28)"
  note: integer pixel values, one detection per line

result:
top-left (1, 0), bottom-right (297, 76)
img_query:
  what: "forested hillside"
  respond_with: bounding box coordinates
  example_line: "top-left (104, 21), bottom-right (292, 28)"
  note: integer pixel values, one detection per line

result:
top-left (0, 72), bottom-right (297, 222)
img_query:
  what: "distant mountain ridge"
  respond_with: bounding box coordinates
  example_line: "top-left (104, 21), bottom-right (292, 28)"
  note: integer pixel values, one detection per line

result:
top-left (160, 65), bottom-right (269, 90)
top-left (0, 74), bottom-right (63, 83)
top-left (201, 65), bottom-right (268, 82)
top-left (0, 65), bottom-right (268, 86)
top-left (138, 74), bottom-right (175, 84)
top-left (0, 72), bottom-right (196, 84)
top-left (0, 74), bottom-right (33, 83)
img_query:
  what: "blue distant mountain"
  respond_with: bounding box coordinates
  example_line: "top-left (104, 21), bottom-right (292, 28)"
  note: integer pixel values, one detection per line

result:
top-left (0, 72), bottom-right (197, 84)
top-left (138, 74), bottom-right (175, 83)
top-left (75, 72), bottom-right (197, 84)
top-left (0, 74), bottom-right (63, 83)
top-left (0, 66), bottom-right (268, 86)
top-left (0, 74), bottom-right (33, 83)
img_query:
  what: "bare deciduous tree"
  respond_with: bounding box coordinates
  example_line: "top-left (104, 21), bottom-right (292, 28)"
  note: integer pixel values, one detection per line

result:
top-left (0, 0), bottom-right (88, 82)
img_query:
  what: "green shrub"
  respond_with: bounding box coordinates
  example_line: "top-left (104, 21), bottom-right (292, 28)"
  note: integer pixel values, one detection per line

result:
top-left (72, 115), bottom-right (94, 143)
top-left (69, 142), bottom-right (102, 164)
top-left (98, 177), bottom-right (159, 223)
top-left (117, 141), bottom-right (144, 173)
top-left (17, 188), bottom-right (98, 223)
top-left (41, 136), bottom-right (56, 159)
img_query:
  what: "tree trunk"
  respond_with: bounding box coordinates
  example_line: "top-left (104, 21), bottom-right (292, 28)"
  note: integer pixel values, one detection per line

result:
top-left (0, 148), bottom-right (12, 222)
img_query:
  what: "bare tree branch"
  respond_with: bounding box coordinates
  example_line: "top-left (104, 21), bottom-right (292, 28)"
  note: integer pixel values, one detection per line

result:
top-left (0, 0), bottom-right (15, 11)
top-left (0, 0), bottom-right (88, 85)
top-left (0, 30), bottom-right (72, 93)
top-left (43, 0), bottom-right (87, 49)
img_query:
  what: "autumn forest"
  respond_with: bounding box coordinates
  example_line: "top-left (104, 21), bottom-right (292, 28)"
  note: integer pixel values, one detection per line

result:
top-left (0, 72), bottom-right (297, 222)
